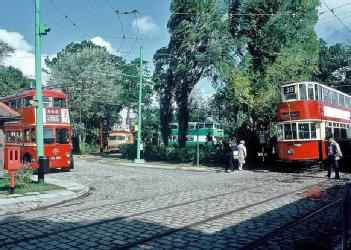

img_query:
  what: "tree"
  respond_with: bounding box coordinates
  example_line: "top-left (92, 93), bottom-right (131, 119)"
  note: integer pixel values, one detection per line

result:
top-left (0, 40), bottom-right (13, 64)
top-left (155, 0), bottom-right (234, 147)
top-left (46, 41), bottom-right (123, 151)
top-left (0, 66), bottom-right (33, 96)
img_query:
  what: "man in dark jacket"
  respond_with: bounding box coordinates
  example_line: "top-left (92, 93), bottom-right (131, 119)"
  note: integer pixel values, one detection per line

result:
top-left (327, 137), bottom-right (342, 180)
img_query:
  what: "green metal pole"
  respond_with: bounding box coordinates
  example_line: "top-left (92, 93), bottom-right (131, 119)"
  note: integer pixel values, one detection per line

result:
top-left (136, 46), bottom-right (143, 161)
top-left (35, 0), bottom-right (44, 158)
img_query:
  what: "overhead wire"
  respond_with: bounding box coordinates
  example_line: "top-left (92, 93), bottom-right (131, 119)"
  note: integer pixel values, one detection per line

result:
top-left (321, 0), bottom-right (351, 35)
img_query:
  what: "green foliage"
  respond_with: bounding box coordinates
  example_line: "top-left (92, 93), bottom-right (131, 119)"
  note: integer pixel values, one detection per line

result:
top-left (0, 40), bottom-right (14, 64)
top-left (155, 0), bottom-right (234, 148)
top-left (119, 143), bottom-right (137, 160)
top-left (0, 66), bottom-right (33, 96)
top-left (14, 166), bottom-right (33, 188)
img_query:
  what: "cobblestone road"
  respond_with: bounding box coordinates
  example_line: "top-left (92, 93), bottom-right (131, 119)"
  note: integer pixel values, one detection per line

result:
top-left (0, 157), bottom-right (349, 250)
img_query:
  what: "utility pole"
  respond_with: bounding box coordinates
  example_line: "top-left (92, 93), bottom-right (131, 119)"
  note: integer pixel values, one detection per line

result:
top-left (135, 46), bottom-right (144, 164)
top-left (196, 107), bottom-right (200, 167)
top-left (35, 0), bottom-right (50, 182)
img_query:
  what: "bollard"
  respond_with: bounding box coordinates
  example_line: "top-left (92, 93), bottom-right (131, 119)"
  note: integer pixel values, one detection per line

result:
top-left (9, 170), bottom-right (15, 194)
top-left (342, 182), bottom-right (351, 250)
top-left (38, 156), bottom-right (49, 183)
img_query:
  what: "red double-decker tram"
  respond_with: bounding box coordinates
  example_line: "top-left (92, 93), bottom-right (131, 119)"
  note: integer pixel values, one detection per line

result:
top-left (276, 81), bottom-right (351, 164)
top-left (1, 89), bottom-right (73, 171)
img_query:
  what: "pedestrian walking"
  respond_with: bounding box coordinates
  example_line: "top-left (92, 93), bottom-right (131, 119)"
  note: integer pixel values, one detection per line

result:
top-left (327, 137), bottom-right (342, 179)
top-left (237, 140), bottom-right (247, 170)
top-left (224, 142), bottom-right (234, 173)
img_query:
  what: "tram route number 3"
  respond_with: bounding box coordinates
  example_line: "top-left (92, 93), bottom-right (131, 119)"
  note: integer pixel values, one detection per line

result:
top-left (284, 86), bottom-right (295, 95)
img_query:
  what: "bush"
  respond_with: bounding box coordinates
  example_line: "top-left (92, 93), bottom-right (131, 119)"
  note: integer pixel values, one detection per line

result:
top-left (119, 143), bottom-right (137, 160)
top-left (14, 166), bottom-right (33, 188)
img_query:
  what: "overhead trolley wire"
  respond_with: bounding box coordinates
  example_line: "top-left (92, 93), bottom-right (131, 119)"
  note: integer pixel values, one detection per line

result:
top-left (321, 0), bottom-right (351, 35)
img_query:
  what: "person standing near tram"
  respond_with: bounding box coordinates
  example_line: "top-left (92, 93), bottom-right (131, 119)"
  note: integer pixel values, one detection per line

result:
top-left (327, 137), bottom-right (342, 180)
top-left (237, 140), bottom-right (247, 171)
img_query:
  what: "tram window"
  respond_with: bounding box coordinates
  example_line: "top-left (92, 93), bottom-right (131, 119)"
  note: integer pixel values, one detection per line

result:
top-left (170, 124), bottom-right (178, 130)
top-left (339, 94), bottom-right (345, 107)
top-left (24, 129), bottom-right (30, 142)
top-left (322, 88), bottom-right (331, 103)
top-left (277, 125), bottom-right (283, 141)
top-left (25, 96), bottom-right (33, 107)
top-left (284, 123), bottom-right (297, 140)
top-left (56, 128), bottom-right (69, 144)
top-left (346, 97), bottom-right (351, 109)
top-left (10, 99), bottom-right (17, 109)
top-left (109, 136), bottom-right (117, 141)
top-left (17, 98), bottom-right (23, 108)
top-left (54, 98), bottom-right (67, 108)
top-left (198, 123), bottom-right (204, 129)
top-left (43, 96), bottom-right (52, 107)
top-left (188, 124), bottom-right (195, 129)
top-left (331, 91), bottom-right (338, 105)
top-left (299, 84), bottom-right (307, 100)
top-left (205, 123), bottom-right (213, 128)
top-left (307, 84), bottom-right (314, 100)
top-left (334, 128), bottom-right (341, 140)
top-left (187, 136), bottom-right (194, 141)
top-left (43, 128), bottom-right (55, 144)
top-left (315, 85), bottom-right (320, 100)
top-left (325, 127), bottom-right (333, 139)
top-left (298, 123), bottom-right (310, 139)
top-left (16, 131), bottom-right (22, 142)
top-left (30, 128), bottom-right (36, 142)
top-left (341, 128), bottom-right (347, 140)
top-left (310, 123), bottom-right (317, 139)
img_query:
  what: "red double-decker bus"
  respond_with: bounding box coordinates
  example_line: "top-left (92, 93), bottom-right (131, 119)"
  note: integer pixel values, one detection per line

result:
top-left (1, 89), bottom-right (73, 171)
top-left (276, 81), bottom-right (351, 163)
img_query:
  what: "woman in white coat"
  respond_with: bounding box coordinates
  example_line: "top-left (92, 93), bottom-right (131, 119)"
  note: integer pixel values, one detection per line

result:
top-left (237, 140), bottom-right (247, 170)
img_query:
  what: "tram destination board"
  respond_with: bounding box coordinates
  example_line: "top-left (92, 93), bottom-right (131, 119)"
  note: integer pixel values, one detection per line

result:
top-left (283, 85), bottom-right (296, 95)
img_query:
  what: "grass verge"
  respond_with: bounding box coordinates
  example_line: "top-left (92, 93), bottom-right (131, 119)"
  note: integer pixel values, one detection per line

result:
top-left (0, 178), bottom-right (61, 195)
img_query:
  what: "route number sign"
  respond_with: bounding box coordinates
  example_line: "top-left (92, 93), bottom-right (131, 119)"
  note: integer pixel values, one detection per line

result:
top-left (283, 86), bottom-right (295, 95)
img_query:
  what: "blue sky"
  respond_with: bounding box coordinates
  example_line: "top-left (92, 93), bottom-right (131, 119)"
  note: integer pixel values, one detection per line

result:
top-left (0, 0), bottom-right (350, 92)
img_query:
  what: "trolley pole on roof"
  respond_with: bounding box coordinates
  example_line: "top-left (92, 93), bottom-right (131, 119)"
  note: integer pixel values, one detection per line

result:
top-left (35, 0), bottom-right (50, 181)
top-left (135, 46), bottom-right (144, 164)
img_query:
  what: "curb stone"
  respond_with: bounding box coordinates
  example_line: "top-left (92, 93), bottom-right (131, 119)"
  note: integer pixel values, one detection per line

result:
top-left (0, 177), bottom-right (90, 216)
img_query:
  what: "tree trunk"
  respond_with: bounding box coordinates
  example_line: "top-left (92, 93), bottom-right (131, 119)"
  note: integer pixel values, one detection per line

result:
top-left (160, 91), bottom-right (173, 146)
top-left (176, 83), bottom-right (190, 148)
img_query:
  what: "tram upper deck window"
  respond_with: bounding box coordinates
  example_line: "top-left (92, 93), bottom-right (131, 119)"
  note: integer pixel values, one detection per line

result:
top-left (339, 94), bottom-right (345, 107)
top-left (307, 84), bottom-right (314, 100)
top-left (346, 96), bottom-right (351, 109)
top-left (283, 123), bottom-right (297, 140)
top-left (315, 85), bottom-right (320, 100)
top-left (205, 123), bottom-right (213, 129)
top-left (43, 96), bottom-right (52, 107)
top-left (322, 87), bottom-right (331, 103)
top-left (282, 85), bottom-right (297, 101)
top-left (299, 84), bottom-right (307, 100)
top-left (331, 91), bottom-right (338, 105)
top-left (25, 96), bottom-right (33, 107)
top-left (298, 123), bottom-right (310, 139)
top-left (54, 98), bottom-right (67, 108)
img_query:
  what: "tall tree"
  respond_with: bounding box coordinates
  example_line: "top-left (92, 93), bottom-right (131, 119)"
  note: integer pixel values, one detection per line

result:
top-left (155, 0), bottom-right (233, 147)
top-left (46, 41), bottom-right (123, 151)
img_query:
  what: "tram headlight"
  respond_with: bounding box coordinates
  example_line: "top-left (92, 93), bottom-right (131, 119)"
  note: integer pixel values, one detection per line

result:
top-left (66, 152), bottom-right (71, 158)
top-left (287, 149), bottom-right (293, 155)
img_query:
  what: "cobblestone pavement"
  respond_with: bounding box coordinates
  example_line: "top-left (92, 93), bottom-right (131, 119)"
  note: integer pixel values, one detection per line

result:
top-left (0, 158), bottom-right (349, 250)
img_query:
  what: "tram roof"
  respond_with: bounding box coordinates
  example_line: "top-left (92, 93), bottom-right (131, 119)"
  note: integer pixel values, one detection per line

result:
top-left (281, 81), bottom-right (351, 98)
top-left (0, 88), bottom-right (67, 101)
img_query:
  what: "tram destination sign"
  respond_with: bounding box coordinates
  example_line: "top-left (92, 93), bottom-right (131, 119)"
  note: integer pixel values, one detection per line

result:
top-left (282, 112), bottom-right (300, 119)
top-left (283, 85), bottom-right (296, 94)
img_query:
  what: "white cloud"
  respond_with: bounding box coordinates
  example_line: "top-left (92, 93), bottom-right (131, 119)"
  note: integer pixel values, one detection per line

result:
top-left (0, 29), bottom-right (36, 78)
top-left (0, 29), bottom-right (32, 51)
top-left (132, 16), bottom-right (159, 35)
top-left (90, 36), bottom-right (118, 55)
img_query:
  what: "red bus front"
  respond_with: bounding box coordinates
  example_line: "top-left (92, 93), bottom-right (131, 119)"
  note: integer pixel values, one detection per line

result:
top-left (2, 89), bottom-right (73, 170)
